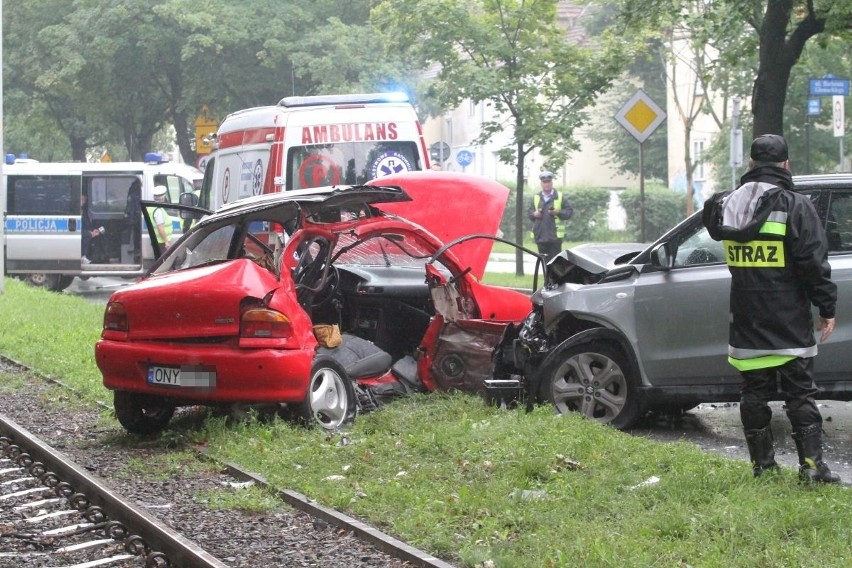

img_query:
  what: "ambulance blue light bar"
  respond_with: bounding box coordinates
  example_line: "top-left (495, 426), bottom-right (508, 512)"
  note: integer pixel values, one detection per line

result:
top-left (278, 92), bottom-right (410, 108)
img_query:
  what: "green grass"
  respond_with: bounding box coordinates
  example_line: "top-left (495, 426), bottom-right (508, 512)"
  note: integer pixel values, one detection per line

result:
top-left (2, 277), bottom-right (852, 568)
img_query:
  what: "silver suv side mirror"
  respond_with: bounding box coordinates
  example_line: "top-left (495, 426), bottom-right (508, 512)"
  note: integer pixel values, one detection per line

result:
top-left (650, 241), bottom-right (675, 270)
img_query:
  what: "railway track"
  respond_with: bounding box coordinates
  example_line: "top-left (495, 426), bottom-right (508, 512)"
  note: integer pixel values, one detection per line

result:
top-left (0, 412), bottom-right (228, 568)
top-left (0, 354), bottom-right (456, 567)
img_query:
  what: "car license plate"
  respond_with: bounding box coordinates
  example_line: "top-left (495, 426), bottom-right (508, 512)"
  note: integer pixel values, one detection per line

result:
top-left (147, 365), bottom-right (182, 387)
top-left (147, 364), bottom-right (217, 388)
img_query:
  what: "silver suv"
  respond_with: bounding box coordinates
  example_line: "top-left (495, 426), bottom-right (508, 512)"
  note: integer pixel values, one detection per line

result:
top-left (493, 174), bottom-right (852, 429)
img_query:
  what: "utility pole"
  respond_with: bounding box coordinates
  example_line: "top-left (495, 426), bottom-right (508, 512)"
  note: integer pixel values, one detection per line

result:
top-left (729, 97), bottom-right (742, 190)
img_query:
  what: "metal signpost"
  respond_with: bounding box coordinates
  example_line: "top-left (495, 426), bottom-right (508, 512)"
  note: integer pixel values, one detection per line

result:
top-left (809, 75), bottom-right (849, 171)
top-left (615, 89), bottom-right (666, 242)
top-left (730, 97), bottom-right (743, 189)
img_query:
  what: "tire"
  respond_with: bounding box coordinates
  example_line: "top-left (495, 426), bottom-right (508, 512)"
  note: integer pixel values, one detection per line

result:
top-left (538, 341), bottom-right (640, 430)
top-left (113, 391), bottom-right (175, 435)
top-left (55, 276), bottom-right (75, 291)
top-left (293, 357), bottom-right (357, 431)
top-left (25, 273), bottom-right (60, 290)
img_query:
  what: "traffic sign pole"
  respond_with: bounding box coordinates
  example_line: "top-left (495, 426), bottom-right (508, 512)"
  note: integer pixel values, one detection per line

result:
top-left (615, 90), bottom-right (666, 242)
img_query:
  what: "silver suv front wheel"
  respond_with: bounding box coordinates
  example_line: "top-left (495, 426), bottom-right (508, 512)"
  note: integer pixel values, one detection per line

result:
top-left (538, 341), bottom-right (640, 429)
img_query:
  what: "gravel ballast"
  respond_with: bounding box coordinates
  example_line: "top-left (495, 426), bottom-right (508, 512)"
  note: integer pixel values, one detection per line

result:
top-left (0, 357), bottom-right (423, 567)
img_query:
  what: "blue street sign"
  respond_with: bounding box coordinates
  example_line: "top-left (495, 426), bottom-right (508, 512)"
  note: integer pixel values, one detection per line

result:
top-left (808, 98), bottom-right (821, 116)
top-left (456, 149), bottom-right (474, 167)
top-left (809, 77), bottom-right (849, 96)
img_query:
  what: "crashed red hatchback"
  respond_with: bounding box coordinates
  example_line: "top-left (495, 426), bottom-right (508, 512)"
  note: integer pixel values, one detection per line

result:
top-left (96, 172), bottom-right (533, 434)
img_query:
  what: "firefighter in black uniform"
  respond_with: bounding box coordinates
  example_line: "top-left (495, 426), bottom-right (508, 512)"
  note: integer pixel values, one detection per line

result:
top-left (702, 134), bottom-right (840, 483)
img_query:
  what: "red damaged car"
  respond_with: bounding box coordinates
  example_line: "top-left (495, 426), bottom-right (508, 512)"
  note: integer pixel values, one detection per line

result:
top-left (96, 172), bottom-right (534, 434)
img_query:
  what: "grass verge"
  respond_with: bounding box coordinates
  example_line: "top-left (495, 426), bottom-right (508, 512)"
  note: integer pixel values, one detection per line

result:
top-left (2, 277), bottom-right (850, 568)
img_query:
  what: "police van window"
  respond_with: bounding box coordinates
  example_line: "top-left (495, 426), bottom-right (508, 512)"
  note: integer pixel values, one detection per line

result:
top-left (86, 176), bottom-right (138, 214)
top-left (153, 175), bottom-right (182, 202)
top-left (286, 141), bottom-right (421, 190)
top-left (6, 175), bottom-right (79, 215)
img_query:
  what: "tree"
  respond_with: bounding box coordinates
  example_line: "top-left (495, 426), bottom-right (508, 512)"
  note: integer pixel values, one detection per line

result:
top-left (373, 0), bottom-right (639, 274)
top-left (617, 0), bottom-right (852, 138)
top-left (3, 0), bottom-right (396, 164)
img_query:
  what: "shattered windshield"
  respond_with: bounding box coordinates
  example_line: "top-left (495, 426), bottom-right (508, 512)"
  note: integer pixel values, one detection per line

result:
top-left (152, 215), bottom-right (289, 275)
top-left (333, 231), bottom-right (435, 268)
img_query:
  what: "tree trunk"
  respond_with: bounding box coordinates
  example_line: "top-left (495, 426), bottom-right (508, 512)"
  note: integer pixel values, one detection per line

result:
top-left (515, 141), bottom-right (527, 277)
top-left (752, 0), bottom-right (825, 137)
top-left (173, 112), bottom-right (195, 166)
top-left (70, 136), bottom-right (87, 162)
top-left (683, 123), bottom-right (694, 216)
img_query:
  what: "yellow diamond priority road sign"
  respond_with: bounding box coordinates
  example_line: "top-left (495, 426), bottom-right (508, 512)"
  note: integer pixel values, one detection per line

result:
top-left (615, 89), bottom-right (666, 143)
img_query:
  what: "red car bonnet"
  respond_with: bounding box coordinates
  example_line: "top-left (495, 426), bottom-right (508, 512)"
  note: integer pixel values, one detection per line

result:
top-left (370, 172), bottom-right (508, 279)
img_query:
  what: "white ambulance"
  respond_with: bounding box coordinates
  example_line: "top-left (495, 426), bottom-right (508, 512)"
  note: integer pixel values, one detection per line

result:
top-left (2, 154), bottom-right (203, 291)
top-left (199, 92), bottom-right (431, 210)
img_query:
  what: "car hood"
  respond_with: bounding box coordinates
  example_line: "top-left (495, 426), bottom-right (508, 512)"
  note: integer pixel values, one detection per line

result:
top-left (110, 260), bottom-right (283, 340)
top-left (370, 171), bottom-right (509, 279)
top-left (548, 242), bottom-right (645, 282)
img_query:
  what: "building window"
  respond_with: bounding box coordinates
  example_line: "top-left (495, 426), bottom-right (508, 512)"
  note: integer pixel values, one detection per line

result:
top-left (692, 139), bottom-right (706, 181)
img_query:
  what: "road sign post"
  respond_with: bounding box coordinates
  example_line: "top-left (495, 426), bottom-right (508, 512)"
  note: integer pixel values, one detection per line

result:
top-left (615, 90), bottom-right (667, 242)
top-left (834, 95), bottom-right (845, 169)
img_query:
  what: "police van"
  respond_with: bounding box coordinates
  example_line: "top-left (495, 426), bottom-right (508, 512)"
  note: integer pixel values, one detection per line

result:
top-left (199, 92), bottom-right (430, 210)
top-left (3, 155), bottom-right (203, 291)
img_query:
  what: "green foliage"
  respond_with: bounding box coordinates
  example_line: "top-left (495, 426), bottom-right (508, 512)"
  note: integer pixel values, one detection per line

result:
top-left (561, 186), bottom-right (612, 241)
top-left (2, 0), bottom-right (390, 162)
top-left (619, 185), bottom-right (688, 242)
top-left (0, 278), bottom-right (106, 402)
top-left (372, 0), bottom-right (644, 248)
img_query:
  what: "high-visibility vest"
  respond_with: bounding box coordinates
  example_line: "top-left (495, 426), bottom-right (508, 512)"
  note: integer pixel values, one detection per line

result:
top-left (153, 207), bottom-right (174, 244)
top-left (530, 192), bottom-right (565, 239)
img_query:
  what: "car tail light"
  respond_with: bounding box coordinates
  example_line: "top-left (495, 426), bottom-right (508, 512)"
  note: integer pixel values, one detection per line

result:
top-left (240, 308), bottom-right (293, 339)
top-left (103, 302), bottom-right (128, 331)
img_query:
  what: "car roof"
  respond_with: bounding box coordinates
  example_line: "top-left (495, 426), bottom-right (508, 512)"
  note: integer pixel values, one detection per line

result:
top-left (211, 184), bottom-right (411, 217)
top-left (793, 173), bottom-right (852, 191)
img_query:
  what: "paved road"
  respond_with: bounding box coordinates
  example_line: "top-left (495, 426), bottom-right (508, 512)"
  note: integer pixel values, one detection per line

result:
top-left (632, 401), bottom-right (852, 484)
top-left (486, 252), bottom-right (539, 274)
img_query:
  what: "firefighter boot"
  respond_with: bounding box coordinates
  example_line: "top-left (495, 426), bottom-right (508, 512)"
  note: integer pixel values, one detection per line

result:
top-left (792, 424), bottom-right (841, 484)
top-left (744, 426), bottom-right (779, 477)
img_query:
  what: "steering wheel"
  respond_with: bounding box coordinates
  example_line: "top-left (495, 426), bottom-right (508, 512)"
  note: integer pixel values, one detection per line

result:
top-left (311, 265), bottom-right (340, 308)
top-left (293, 237), bottom-right (329, 292)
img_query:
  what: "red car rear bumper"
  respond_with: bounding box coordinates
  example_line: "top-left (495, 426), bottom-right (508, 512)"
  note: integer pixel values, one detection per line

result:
top-left (96, 339), bottom-right (314, 403)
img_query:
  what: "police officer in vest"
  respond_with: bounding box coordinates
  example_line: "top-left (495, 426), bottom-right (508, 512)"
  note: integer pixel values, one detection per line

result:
top-left (152, 185), bottom-right (173, 250)
top-left (528, 171), bottom-right (573, 263)
top-left (702, 134), bottom-right (839, 483)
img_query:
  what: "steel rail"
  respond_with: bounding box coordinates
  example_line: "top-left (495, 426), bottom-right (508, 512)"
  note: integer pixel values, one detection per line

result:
top-left (0, 412), bottom-right (229, 568)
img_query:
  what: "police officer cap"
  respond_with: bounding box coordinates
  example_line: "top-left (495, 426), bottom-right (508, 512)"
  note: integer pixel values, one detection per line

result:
top-left (750, 134), bottom-right (788, 163)
top-left (152, 185), bottom-right (168, 197)
top-left (539, 171), bottom-right (554, 181)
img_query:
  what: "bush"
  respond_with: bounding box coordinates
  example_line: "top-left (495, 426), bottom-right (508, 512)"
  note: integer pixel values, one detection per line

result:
top-left (561, 186), bottom-right (611, 241)
top-left (619, 185), bottom-right (689, 242)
